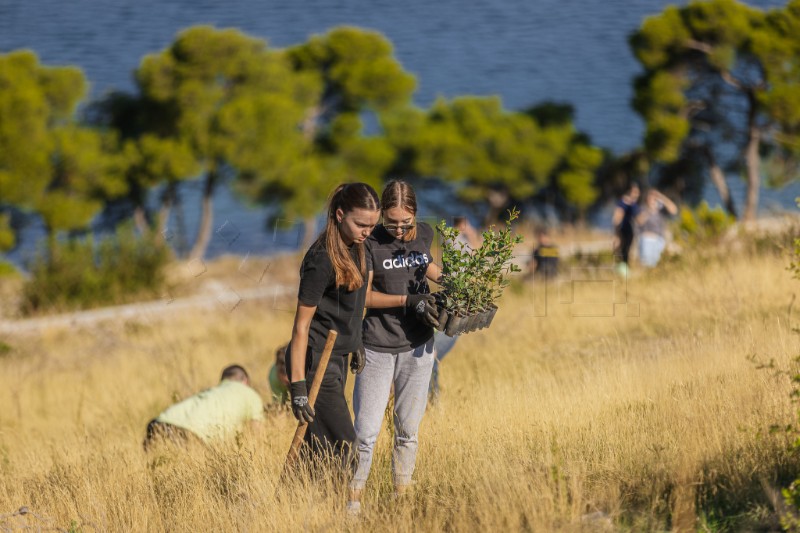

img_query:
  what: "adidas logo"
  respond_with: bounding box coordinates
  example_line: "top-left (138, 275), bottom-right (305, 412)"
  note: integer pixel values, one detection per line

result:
top-left (382, 252), bottom-right (430, 270)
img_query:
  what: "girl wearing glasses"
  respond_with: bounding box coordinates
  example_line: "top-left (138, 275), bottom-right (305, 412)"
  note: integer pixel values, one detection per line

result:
top-left (285, 182), bottom-right (380, 468)
top-left (347, 179), bottom-right (442, 514)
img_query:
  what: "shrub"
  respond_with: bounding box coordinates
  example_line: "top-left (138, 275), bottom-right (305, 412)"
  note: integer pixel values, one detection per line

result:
top-left (0, 213), bottom-right (14, 251)
top-left (676, 201), bottom-right (735, 245)
top-left (791, 213), bottom-right (800, 281)
top-left (0, 261), bottom-right (19, 277)
top-left (436, 208), bottom-right (523, 315)
top-left (20, 225), bottom-right (170, 314)
top-left (781, 198), bottom-right (800, 530)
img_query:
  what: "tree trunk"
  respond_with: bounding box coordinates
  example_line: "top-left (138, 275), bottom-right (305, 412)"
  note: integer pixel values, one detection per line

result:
top-left (743, 92), bottom-right (761, 222)
top-left (704, 147), bottom-right (737, 218)
top-left (483, 189), bottom-right (510, 228)
top-left (155, 182), bottom-right (176, 247)
top-left (575, 210), bottom-right (587, 230)
top-left (130, 182), bottom-right (150, 235)
top-left (133, 205), bottom-right (149, 235)
top-left (302, 217), bottom-right (318, 250)
top-left (188, 170), bottom-right (217, 261)
top-left (298, 110), bottom-right (321, 252)
top-left (302, 105), bottom-right (322, 141)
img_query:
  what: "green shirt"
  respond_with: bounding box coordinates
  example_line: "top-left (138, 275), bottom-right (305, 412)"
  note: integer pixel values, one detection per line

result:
top-left (268, 364), bottom-right (289, 404)
top-left (156, 380), bottom-right (265, 443)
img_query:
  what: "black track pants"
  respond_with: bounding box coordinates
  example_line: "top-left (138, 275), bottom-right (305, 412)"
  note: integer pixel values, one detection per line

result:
top-left (286, 345), bottom-right (355, 469)
top-left (617, 227), bottom-right (634, 264)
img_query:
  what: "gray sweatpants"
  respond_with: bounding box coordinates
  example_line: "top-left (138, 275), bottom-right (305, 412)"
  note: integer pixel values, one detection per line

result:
top-left (351, 338), bottom-right (435, 489)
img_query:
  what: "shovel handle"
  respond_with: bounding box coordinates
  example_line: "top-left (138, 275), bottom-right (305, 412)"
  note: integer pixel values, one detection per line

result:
top-left (284, 329), bottom-right (338, 467)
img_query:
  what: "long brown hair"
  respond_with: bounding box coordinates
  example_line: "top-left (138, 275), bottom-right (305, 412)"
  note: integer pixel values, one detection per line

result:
top-left (322, 182), bottom-right (380, 291)
top-left (381, 179), bottom-right (418, 242)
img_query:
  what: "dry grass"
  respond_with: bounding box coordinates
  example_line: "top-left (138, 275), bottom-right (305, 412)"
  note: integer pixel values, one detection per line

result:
top-left (0, 244), bottom-right (798, 532)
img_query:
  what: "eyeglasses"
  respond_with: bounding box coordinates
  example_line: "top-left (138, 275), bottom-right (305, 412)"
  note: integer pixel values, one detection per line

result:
top-left (384, 223), bottom-right (415, 232)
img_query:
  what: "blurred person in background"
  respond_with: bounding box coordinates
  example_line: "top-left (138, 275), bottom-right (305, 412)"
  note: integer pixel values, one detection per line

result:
top-left (636, 189), bottom-right (678, 268)
top-left (268, 342), bottom-right (290, 405)
top-left (143, 364), bottom-right (264, 451)
top-left (530, 226), bottom-right (559, 281)
top-left (611, 182), bottom-right (641, 275)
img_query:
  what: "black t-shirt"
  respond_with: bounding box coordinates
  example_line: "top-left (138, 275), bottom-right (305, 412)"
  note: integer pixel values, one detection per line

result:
top-left (616, 199), bottom-right (640, 236)
top-left (297, 241), bottom-right (370, 357)
top-left (363, 222), bottom-right (435, 352)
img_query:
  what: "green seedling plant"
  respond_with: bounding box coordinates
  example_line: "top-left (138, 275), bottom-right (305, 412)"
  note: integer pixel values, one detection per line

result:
top-left (477, 207), bottom-right (523, 309)
top-left (436, 222), bottom-right (473, 317)
top-left (436, 208), bottom-right (523, 318)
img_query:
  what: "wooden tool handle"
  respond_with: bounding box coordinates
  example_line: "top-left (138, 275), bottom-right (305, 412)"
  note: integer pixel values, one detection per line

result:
top-left (284, 329), bottom-right (338, 467)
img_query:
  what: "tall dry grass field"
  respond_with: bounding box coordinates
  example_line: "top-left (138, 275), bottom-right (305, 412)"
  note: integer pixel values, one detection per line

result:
top-left (0, 249), bottom-right (798, 531)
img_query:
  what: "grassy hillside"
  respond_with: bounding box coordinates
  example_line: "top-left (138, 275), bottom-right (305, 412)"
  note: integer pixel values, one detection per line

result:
top-left (0, 244), bottom-right (798, 531)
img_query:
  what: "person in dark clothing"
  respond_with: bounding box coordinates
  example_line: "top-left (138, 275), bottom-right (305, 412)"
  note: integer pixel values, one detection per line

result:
top-left (284, 182), bottom-right (380, 470)
top-left (611, 182), bottom-right (641, 274)
top-left (531, 226), bottom-right (559, 280)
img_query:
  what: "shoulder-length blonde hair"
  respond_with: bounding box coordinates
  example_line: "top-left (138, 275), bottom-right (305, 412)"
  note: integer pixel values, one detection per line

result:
top-left (320, 182), bottom-right (380, 291)
top-left (381, 179), bottom-right (418, 242)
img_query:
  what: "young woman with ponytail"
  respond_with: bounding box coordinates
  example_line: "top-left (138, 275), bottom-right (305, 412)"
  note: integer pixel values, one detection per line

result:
top-left (347, 179), bottom-right (442, 514)
top-left (285, 182), bottom-right (380, 466)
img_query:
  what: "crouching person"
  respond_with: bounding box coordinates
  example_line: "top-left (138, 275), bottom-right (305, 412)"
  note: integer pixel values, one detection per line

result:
top-left (269, 342), bottom-right (291, 406)
top-left (143, 364), bottom-right (265, 451)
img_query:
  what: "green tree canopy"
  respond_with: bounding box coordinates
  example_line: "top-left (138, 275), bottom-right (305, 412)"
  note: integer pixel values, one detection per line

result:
top-left (259, 26), bottom-right (416, 245)
top-left (0, 50), bottom-right (83, 249)
top-left (37, 125), bottom-right (126, 238)
top-left (557, 143), bottom-right (604, 219)
top-left (385, 96), bottom-right (601, 225)
top-left (525, 102), bottom-right (604, 221)
top-left (0, 50), bottom-right (125, 253)
top-left (753, 0), bottom-right (800, 186)
top-left (88, 91), bottom-right (199, 241)
top-left (630, 0), bottom-right (800, 221)
top-left (135, 25), bottom-right (318, 259)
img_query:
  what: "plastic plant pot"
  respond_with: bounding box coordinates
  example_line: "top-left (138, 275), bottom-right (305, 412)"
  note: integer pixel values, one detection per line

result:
top-left (435, 305), bottom-right (450, 332)
top-left (444, 312), bottom-right (466, 337)
top-left (470, 312), bottom-right (481, 332)
top-left (484, 304), bottom-right (499, 328)
top-left (474, 308), bottom-right (490, 330)
top-left (463, 311), bottom-right (479, 333)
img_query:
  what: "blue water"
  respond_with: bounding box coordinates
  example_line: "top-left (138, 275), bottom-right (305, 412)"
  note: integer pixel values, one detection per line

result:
top-left (1, 0), bottom-right (797, 264)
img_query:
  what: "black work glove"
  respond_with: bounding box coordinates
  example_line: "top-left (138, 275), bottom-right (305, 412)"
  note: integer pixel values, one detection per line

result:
top-left (405, 293), bottom-right (439, 328)
top-left (290, 380), bottom-right (315, 423)
top-left (350, 344), bottom-right (366, 375)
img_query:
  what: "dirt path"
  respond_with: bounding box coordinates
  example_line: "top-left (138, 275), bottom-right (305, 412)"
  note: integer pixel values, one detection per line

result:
top-left (0, 284), bottom-right (294, 335)
top-left (2, 214), bottom-right (794, 336)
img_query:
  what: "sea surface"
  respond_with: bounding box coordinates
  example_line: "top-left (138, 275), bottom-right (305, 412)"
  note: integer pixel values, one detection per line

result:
top-left (1, 0), bottom-right (797, 263)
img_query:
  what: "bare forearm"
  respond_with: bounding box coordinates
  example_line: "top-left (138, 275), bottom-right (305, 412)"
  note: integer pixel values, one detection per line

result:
top-left (289, 302), bottom-right (318, 381)
top-left (289, 329), bottom-right (309, 382)
top-left (366, 290), bottom-right (406, 308)
top-left (426, 263), bottom-right (443, 284)
top-left (663, 197), bottom-right (678, 214)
